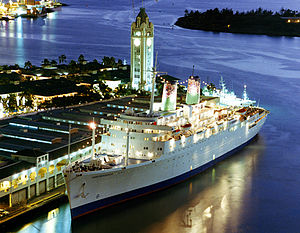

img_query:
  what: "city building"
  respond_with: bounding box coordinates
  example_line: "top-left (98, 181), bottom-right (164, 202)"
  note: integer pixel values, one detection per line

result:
top-left (130, 8), bottom-right (154, 91)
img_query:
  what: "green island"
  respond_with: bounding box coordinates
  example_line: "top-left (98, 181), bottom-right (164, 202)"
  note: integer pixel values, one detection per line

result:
top-left (175, 8), bottom-right (300, 37)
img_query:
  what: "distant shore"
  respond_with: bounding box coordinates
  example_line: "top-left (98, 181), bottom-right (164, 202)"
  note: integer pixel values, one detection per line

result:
top-left (175, 8), bottom-right (300, 37)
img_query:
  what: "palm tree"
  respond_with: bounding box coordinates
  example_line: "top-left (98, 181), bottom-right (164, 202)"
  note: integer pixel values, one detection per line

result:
top-left (42, 59), bottom-right (50, 66)
top-left (25, 95), bottom-right (34, 109)
top-left (1, 97), bottom-right (9, 113)
top-left (24, 61), bottom-right (32, 70)
top-left (59, 54), bottom-right (67, 64)
top-left (78, 54), bottom-right (85, 64)
top-left (7, 94), bottom-right (18, 112)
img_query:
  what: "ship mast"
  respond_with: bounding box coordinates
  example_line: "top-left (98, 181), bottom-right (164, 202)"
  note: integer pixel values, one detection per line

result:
top-left (89, 118), bottom-right (96, 160)
top-left (149, 53), bottom-right (158, 116)
top-left (125, 123), bottom-right (130, 166)
top-left (149, 52), bottom-right (166, 116)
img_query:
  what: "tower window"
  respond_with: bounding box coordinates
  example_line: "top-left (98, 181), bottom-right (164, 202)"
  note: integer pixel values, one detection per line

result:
top-left (134, 38), bottom-right (140, 47)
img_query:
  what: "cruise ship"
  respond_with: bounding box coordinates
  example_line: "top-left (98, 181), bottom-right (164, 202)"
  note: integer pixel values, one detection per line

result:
top-left (63, 76), bottom-right (269, 219)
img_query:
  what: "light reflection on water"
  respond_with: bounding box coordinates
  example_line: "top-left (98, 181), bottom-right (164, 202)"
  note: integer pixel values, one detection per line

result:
top-left (16, 204), bottom-right (71, 233)
top-left (143, 136), bottom-right (265, 233)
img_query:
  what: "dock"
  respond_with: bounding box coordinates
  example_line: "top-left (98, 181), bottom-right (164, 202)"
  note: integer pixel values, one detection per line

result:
top-left (0, 186), bottom-right (67, 230)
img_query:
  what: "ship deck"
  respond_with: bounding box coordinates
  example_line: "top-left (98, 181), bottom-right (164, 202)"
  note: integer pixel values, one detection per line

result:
top-left (67, 157), bottom-right (150, 173)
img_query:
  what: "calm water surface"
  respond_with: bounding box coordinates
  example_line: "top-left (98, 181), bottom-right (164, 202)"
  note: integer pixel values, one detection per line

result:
top-left (1, 0), bottom-right (300, 232)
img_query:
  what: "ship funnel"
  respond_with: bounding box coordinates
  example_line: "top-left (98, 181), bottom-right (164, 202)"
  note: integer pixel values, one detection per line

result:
top-left (161, 80), bottom-right (177, 111)
top-left (186, 76), bottom-right (200, 105)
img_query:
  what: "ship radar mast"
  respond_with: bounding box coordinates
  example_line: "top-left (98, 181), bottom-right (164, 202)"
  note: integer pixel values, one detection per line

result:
top-left (219, 76), bottom-right (226, 94)
top-left (243, 85), bottom-right (248, 101)
top-left (149, 52), bottom-right (166, 116)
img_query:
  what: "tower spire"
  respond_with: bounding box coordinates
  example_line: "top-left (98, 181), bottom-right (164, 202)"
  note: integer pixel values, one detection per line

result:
top-left (130, 7), bottom-right (154, 92)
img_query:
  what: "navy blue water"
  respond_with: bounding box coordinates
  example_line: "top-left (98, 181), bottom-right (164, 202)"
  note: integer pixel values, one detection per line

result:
top-left (1, 0), bottom-right (300, 232)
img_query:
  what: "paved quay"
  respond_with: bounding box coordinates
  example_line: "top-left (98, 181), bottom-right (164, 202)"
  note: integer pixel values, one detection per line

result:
top-left (0, 186), bottom-right (67, 230)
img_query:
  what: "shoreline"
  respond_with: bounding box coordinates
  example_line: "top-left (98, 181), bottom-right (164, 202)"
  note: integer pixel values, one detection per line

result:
top-left (175, 8), bottom-right (300, 37)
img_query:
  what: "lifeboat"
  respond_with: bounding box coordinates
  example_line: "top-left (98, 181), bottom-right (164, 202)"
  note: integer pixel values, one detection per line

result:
top-left (181, 123), bottom-right (192, 130)
top-left (172, 129), bottom-right (180, 135)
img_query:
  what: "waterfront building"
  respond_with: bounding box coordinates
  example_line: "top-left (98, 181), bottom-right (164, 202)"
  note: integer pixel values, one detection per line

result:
top-left (0, 97), bottom-right (147, 208)
top-left (130, 8), bottom-right (154, 91)
top-left (281, 17), bottom-right (300, 23)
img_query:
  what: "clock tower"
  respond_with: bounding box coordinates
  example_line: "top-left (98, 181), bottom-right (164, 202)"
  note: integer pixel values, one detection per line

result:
top-left (130, 8), bottom-right (154, 91)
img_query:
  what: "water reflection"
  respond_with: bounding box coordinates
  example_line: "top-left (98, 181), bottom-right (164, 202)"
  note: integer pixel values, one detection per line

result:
top-left (16, 204), bottom-right (71, 233)
top-left (16, 16), bottom-right (24, 65)
top-left (143, 135), bottom-right (265, 233)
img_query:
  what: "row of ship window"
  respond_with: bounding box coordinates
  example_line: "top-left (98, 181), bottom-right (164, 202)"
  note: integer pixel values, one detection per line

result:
top-left (109, 143), bottom-right (162, 151)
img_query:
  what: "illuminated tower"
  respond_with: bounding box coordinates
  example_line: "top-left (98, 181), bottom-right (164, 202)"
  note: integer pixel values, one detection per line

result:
top-left (130, 8), bottom-right (154, 91)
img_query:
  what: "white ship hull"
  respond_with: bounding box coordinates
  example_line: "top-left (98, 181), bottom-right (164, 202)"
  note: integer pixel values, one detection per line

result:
top-left (64, 116), bottom-right (266, 219)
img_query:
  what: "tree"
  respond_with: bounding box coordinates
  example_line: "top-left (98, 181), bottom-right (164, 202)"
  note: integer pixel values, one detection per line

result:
top-left (184, 9), bottom-right (189, 17)
top-left (67, 60), bottom-right (78, 74)
top-left (69, 60), bottom-right (77, 67)
top-left (7, 94), bottom-right (18, 112)
top-left (59, 54), bottom-right (67, 64)
top-left (51, 60), bottom-right (58, 67)
top-left (24, 61), bottom-right (32, 70)
top-left (2, 65), bottom-right (9, 71)
top-left (78, 54), bottom-right (85, 64)
top-left (1, 97), bottom-right (9, 112)
top-left (102, 56), bottom-right (116, 67)
top-left (42, 58), bottom-right (50, 66)
top-left (21, 91), bottom-right (35, 109)
top-left (11, 64), bottom-right (20, 70)
top-left (117, 59), bottom-right (123, 66)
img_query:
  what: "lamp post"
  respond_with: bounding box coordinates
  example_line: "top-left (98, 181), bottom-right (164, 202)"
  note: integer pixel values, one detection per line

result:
top-left (68, 124), bottom-right (71, 164)
top-left (125, 125), bottom-right (129, 166)
top-left (89, 121), bottom-right (96, 160)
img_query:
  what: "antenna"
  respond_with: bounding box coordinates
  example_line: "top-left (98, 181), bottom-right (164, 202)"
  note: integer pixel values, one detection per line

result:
top-left (191, 65), bottom-right (195, 77)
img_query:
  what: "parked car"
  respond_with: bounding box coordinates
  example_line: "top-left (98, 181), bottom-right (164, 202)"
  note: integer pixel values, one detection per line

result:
top-left (0, 209), bottom-right (9, 217)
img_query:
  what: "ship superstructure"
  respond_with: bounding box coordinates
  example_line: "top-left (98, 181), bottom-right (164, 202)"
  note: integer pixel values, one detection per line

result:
top-left (202, 76), bottom-right (256, 107)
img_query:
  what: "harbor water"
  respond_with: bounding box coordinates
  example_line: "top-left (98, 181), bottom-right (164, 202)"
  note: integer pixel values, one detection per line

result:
top-left (1, 0), bottom-right (300, 232)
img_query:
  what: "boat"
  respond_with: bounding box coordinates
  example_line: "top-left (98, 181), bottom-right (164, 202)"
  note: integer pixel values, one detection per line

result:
top-left (63, 76), bottom-right (269, 220)
top-left (1, 15), bottom-right (15, 20)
